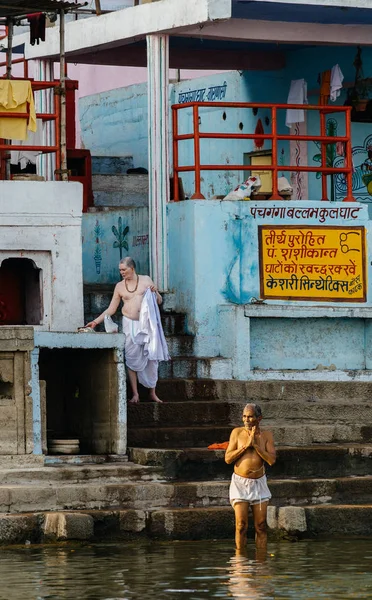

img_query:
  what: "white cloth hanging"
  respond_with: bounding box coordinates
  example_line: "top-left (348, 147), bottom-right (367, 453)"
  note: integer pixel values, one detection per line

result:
top-left (10, 118), bottom-right (45, 170)
top-left (330, 64), bottom-right (344, 102)
top-left (286, 79), bottom-right (308, 127)
top-left (122, 288), bottom-right (170, 388)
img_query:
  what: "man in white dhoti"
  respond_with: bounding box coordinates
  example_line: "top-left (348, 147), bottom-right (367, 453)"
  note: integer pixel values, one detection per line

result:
top-left (86, 257), bottom-right (169, 403)
top-left (225, 404), bottom-right (276, 550)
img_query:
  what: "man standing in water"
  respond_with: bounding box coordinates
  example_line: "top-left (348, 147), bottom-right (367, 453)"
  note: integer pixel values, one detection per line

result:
top-left (86, 257), bottom-right (168, 403)
top-left (225, 403), bottom-right (276, 550)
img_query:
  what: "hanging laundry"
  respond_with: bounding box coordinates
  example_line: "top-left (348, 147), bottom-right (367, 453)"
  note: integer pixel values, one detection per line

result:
top-left (10, 119), bottom-right (45, 170)
top-left (286, 79), bottom-right (308, 127)
top-left (27, 13), bottom-right (46, 46)
top-left (0, 80), bottom-right (37, 141)
top-left (330, 64), bottom-right (344, 102)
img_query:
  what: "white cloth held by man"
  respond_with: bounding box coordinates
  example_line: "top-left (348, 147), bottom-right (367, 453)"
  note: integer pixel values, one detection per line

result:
top-left (123, 288), bottom-right (170, 389)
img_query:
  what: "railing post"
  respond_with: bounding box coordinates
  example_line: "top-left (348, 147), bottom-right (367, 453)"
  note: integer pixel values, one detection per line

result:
top-left (269, 106), bottom-right (281, 200)
top-left (54, 89), bottom-right (61, 180)
top-left (319, 110), bottom-right (329, 201)
top-left (343, 106), bottom-right (356, 202)
top-left (191, 103), bottom-right (205, 199)
top-left (172, 106), bottom-right (179, 201)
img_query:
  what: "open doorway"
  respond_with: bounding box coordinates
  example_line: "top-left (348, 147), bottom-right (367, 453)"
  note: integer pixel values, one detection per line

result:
top-left (0, 258), bottom-right (42, 325)
top-left (39, 348), bottom-right (119, 455)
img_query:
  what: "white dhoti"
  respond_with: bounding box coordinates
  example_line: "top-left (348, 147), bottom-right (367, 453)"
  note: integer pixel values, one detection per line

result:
top-left (122, 288), bottom-right (170, 389)
top-left (229, 473), bottom-right (271, 508)
top-left (123, 316), bottom-right (159, 388)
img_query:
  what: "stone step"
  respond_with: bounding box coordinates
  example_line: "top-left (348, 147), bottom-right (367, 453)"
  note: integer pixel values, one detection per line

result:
top-left (127, 423), bottom-right (370, 448)
top-left (165, 335), bottom-right (194, 357)
top-left (161, 313), bottom-right (187, 336)
top-left (128, 444), bottom-right (372, 480)
top-left (142, 503), bottom-right (372, 539)
top-left (1, 503), bottom-right (372, 544)
top-left (0, 476), bottom-right (370, 514)
top-left (156, 379), bottom-right (372, 402)
top-left (304, 504), bottom-right (372, 536)
top-left (158, 357), bottom-right (232, 380)
top-left (127, 400), bottom-right (372, 427)
top-left (44, 454), bottom-right (128, 466)
top-left (0, 462), bottom-right (164, 485)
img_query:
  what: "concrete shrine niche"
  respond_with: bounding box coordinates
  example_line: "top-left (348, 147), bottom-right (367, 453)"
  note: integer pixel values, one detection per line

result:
top-left (0, 251), bottom-right (51, 329)
top-left (0, 257), bottom-right (42, 326)
top-left (0, 181), bottom-right (84, 331)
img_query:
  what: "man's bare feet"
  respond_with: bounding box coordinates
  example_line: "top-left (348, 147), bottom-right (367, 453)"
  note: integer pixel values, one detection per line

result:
top-left (149, 393), bottom-right (163, 403)
top-left (129, 395), bottom-right (140, 404)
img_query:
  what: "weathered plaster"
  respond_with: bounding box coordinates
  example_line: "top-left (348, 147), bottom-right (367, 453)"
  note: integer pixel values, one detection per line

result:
top-left (24, 0), bottom-right (231, 62)
top-left (0, 182), bottom-right (84, 331)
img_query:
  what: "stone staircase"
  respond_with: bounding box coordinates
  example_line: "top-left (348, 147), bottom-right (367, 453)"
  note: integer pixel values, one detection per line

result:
top-left (124, 308), bottom-right (372, 539)
top-left (0, 306), bottom-right (371, 544)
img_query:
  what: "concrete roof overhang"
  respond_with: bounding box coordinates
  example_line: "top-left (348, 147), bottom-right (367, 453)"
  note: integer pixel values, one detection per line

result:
top-left (9, 0), bottom-right (372, 70)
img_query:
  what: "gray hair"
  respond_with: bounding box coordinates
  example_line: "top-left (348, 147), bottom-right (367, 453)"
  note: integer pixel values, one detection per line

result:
top-left (244, 403), bottom-right (262, 418)
top-left (119, 257), bottom-right (136, 270)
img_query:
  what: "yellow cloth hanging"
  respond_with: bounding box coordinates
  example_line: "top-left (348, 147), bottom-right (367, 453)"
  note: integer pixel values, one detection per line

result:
top-left (0, 80), bottom-right (37, 141)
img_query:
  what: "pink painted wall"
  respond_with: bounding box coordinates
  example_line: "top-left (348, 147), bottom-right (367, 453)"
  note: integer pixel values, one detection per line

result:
top-left (67, 64), bottom-right (227, 147)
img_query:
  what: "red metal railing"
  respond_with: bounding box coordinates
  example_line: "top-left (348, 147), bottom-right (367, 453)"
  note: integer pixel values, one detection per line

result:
top-left (171, 102), bottom-right (355, 202)
top-left (0, 79), bottom-right (61, 180)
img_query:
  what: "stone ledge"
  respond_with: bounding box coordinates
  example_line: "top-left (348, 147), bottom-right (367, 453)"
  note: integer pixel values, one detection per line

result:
top-left (244, 304), bottom-right (372, 319)
top-left (0, 504), bottom-right (371, 545)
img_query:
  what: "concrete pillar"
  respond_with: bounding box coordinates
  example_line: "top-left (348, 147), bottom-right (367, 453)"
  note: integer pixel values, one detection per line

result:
top-left (34, 59), bottom-right (55, 181)
top-left (30, 348), bottom-right (42, 455)
top-left (115, 348), bottom-right (127, 455)
top-left (147, 34), bottom-right (169, 290)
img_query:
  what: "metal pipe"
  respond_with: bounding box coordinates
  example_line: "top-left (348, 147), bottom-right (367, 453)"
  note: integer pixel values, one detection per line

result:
top-left (191, 104), bottom-right (205, 199)
top-left (5, 17), bottom-right (12, 79)
top-left (59, 9), bottom-right (68, 181)
top-left (269, 106), bottom-right (281, 200)
top-left (54, 87), bottom-right (61, 178)
top-left (3, 18), bottom-right (13, 180)
top-left (344, 107), bottom-right (356, 202)
top-left (172, 102), bottom-right (354, 201)
top-left (319, 111), bottom-right (328, 201)
top-left (172, 107), bottom-right (179, 201)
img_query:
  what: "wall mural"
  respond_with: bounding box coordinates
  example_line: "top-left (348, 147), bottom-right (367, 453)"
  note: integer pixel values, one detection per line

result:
top-left (289, 120), bottom-right (309, 200)
top-left (93, 219), bottom-right (103, 275)
top-left (112, 217), bottom-right (129, 260)
top-left (83, 211), bottom-right (149, 285)
top-left (333, 133), bottom-right (372, 202)
top-left (312, 118), bottom-right (338, 203)
top-left (311, 118), bottom-right (372, 202)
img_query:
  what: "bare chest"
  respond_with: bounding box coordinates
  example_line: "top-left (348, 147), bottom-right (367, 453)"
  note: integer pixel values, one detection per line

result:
top-left (118, 280), bottom-right (148, 303)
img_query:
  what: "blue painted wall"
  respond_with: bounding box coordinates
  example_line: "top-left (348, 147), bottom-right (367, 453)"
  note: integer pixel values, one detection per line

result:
top-left (80, 83), bottom-right (149, 169)
top-left (168, 199), bottom-right (372, 369)
top-left (79, 46), bottom-right (372, 372)
top-left (79, 45), bottom-right (372, 203)
top-left (82, 208), bottom-right (149, 285)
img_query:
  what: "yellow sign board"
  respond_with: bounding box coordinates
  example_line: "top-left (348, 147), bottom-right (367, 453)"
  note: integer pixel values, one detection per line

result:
top-left (259, 225), bottom-right (366, 302)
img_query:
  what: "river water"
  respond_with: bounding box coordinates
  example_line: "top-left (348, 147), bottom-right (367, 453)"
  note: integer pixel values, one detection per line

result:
top-left (0, 538), bottom-right (371, 599)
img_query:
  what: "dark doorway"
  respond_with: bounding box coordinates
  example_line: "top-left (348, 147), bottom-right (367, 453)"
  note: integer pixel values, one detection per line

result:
top-left (0, 258), bottom-right (42, 325)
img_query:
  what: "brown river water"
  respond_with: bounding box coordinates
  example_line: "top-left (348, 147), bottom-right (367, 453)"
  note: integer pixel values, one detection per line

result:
top-left (0, 538), bottom-right (371, 599)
